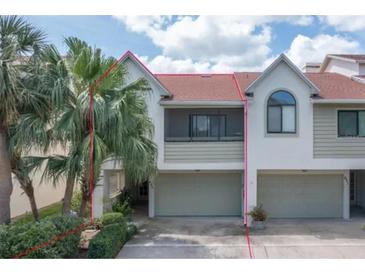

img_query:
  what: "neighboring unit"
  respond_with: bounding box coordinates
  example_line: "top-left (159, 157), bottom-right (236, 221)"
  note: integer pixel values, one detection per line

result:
top-left (93, 52), bottom-right (365, 224)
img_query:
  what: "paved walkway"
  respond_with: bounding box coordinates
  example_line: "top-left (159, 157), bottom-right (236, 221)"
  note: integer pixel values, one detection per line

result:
top-left (118, 209), bottom-right (365, 259)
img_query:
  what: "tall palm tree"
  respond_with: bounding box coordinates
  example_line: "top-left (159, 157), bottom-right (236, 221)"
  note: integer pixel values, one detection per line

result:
top-left (0, 16), bottom-right (45, 224)
top-left (33, 38), bottom-right (157, 217)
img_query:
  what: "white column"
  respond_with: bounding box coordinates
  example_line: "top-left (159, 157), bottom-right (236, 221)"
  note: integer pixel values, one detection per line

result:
top-left (92, 170), bottom-right (105, 219)
top-left (246, 167), bottom-right (257, 227)
top-left (343, 170), bottom-right (350, 219)
top-left (148, 179), bottom-right (155, 217)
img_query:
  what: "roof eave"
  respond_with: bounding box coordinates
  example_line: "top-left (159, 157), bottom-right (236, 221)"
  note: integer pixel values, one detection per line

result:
top-left (311, 98), bottom-right (365, 104)
top-left (159, 100), bottom-right (244, 108)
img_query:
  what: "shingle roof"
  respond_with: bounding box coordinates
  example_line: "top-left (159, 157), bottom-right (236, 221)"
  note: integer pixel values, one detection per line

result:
top-left (156, 72), bottom-right (365, 101)
top-left (156, 74), bottom-right (243, 101)
top-left (306, 73), bottom-right (365, 99)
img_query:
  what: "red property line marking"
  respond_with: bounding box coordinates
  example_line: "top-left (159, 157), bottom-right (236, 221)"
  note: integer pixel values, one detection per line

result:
top-left (232, 74), bottom-right (254, 259)
top-left (13, 52), bottom-right (128, 259)
top-left (13, 223), bottom-right (90, 259)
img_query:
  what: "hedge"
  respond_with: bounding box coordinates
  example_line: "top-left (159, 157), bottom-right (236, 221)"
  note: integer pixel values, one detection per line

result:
top-left (88, 223), bottom-right (126, 258)
top-left (100, 212), bottom-right (125, 226)
top-left (0, 216), bottom-right (83, 258)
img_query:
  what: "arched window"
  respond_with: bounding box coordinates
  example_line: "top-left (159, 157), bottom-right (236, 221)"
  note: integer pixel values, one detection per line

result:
top-left (267, 90), bottom-right (296, 133)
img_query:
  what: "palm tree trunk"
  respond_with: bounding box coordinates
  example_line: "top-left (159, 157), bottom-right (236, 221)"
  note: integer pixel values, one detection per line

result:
top-left (79, 179), bottom-right (89, 217)
top-left (0, 126), bottom-right (13, 224)
top-left (79, 195), bottom-right (88, 218)
top-left (63, 176), bottom-right (75, 215)
top-left (22, 182), bottom-right (39, 221)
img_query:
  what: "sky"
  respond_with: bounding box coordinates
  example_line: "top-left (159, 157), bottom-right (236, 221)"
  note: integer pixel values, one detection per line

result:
top-left (25, 15), bottom-right (365, 73)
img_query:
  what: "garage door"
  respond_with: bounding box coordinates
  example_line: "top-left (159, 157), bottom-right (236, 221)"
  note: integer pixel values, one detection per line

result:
top-left (258, 174), bottom-right (343, 218)
top-left (155, 173), bottom-right (242, 216)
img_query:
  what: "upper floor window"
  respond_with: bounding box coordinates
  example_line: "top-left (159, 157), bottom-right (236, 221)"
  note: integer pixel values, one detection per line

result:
top-left (267, 90), bottom-right (296, 134)
top-left (190, 114), bottom-right (226, 140)
top-left (338, 110), bottom-right (365, 137)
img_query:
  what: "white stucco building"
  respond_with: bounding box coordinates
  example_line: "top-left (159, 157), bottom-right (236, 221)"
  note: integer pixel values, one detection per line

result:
top-left (93, 52), bottom-right (365, 225)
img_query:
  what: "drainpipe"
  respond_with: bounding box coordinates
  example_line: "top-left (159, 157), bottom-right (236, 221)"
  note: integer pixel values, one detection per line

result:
top-left (233, 74), bottom-right (254, 258)
top-left (232, 74), bottom-right (249, 225)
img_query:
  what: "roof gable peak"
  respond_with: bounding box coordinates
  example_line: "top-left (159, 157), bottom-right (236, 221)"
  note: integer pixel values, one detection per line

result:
top-left (120, 51), bottom-right (170, 97)
top-left (245, 53), bottom-right (320, 95)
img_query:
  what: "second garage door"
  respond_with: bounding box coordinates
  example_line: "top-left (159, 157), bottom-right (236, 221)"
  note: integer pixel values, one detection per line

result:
top-left (258, 174), bottom-right (343, 218)
top-left (155, 173), bottom-right (242, 216)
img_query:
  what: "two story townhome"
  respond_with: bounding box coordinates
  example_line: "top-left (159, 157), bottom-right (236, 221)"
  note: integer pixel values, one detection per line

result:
top-left (93, 52), bottom-right (365, 224)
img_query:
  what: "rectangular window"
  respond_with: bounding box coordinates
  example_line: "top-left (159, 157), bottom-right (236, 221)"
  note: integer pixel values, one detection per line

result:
top-left (267, 105), bottom-right (296, 134)
top-left (267, 106), bottom-right (281, 133)
top-left (282, 106), bottom-right (295, 132)
top-left (338, 110), bottom-right (365, 137)
top-left (191, 114), bottom-right (226, 140)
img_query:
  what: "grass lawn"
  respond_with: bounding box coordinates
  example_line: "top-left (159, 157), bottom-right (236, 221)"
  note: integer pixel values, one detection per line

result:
top-left (12, 202), bottom-right (63, 225)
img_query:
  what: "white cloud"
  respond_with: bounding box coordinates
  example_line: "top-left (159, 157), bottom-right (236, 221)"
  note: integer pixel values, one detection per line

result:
top-left (114, 15), bottom-right (315, 72)
top-left (285, 34), bottom-right (361, 67)
top-left (138, 55), bottom-right (211, 73)
top-left (321, 16), bottom-right (365, 32)
top-left (115, 16), bottom-right (363, 73)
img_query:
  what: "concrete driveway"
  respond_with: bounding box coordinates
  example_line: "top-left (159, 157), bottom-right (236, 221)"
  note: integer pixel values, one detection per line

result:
top-left (117, 213), bottom-right (365, 259)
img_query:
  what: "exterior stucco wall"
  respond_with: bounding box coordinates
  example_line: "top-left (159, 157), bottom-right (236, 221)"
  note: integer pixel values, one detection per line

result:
top-left (359, 64), bottom-right (365, 75)
top-left (124, 59), bottom-right (165, 170)
top-left (245, 60), bottom-right (359, 220)
top-left (324, 58), bottom-right (359, 77)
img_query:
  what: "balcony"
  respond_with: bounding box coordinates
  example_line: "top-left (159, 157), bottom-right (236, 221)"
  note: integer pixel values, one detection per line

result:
top-left (164, 108), bottom-right (244, 163)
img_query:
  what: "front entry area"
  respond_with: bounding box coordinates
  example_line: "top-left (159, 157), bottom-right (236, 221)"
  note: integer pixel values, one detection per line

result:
top-left (257, 173), bottom-right (344, 218)
top-left (350, 170), bottom-right (365, 217)
top-left (154, 172), bottom-right (242, 216)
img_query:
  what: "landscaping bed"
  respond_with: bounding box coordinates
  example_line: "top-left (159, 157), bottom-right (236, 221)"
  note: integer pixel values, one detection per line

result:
top-left (1, 193), bottom-right (138, 259)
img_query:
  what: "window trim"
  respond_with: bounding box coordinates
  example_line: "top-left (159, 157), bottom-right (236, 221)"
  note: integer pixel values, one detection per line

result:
top-left (337, 110), bottom-right (365, 137)
top-left (266, 90), bottom-right (297, 134)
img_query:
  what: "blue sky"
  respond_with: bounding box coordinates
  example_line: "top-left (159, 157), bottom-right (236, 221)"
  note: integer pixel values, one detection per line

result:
top-left (25, 16), bottom-right (365, 72)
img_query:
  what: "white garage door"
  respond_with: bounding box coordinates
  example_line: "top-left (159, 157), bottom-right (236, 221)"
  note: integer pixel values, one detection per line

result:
top-left (155, 173), bottom-right (242, 216)
top-left (258, 174), bottom-right (343, 218)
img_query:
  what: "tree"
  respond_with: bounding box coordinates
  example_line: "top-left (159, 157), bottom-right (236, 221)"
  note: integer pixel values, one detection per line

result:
top-left (37, 38), bottom-right (157, 217)
top-left (0, 16), bottom-right (45, 224)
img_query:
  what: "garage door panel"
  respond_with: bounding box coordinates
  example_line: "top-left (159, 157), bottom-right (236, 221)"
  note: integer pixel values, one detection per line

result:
top-left (155, 173), bottom-right (242, 216)
top-left (258, 174), bottom-right (343, 218)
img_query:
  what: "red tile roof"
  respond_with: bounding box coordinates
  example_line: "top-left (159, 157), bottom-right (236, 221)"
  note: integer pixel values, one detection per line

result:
top-left (155, 72), bottom-right (365, 101)
top-left (306, 73), bottom-right (365, 99)
top-left (156, 74), bottom-right (243, 101)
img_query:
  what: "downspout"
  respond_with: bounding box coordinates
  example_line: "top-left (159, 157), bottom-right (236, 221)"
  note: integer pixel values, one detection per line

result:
top-left (232, 74), bottom-right (254, 259)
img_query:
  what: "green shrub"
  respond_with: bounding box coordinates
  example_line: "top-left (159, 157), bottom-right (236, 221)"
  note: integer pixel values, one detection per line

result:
top-left (49, 216), bottom-right (83, 258)
top-left (100, 212), bottom-right (125, 226)
top-left (0, 225), bottom-right (12, 258)
top-left (88, 223), bottom-right (127, 258)
top-left (112, 200), bottom-right (133, 220)
top-left (0, 216), bottom-right (83, 258)
top-left (248, 204), bottom-right (267, 222)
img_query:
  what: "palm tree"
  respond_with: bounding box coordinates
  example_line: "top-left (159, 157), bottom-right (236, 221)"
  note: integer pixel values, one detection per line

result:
top-left (0, 16), bottom-right (45, 224)
top-left (35, 38), bottom-right (157, 217)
